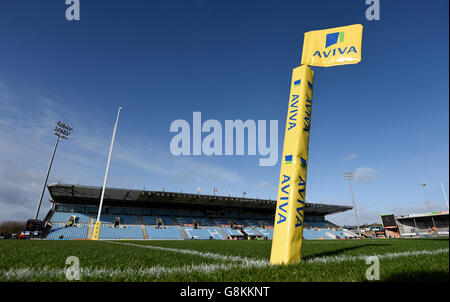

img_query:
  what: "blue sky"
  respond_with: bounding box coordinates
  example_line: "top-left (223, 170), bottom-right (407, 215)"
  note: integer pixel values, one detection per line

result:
top-left (0, 0), bottom-right (448, 225)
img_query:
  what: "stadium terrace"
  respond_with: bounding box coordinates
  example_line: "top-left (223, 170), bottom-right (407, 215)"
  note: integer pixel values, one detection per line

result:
top-left (40, 183), bottom-right (356, 241)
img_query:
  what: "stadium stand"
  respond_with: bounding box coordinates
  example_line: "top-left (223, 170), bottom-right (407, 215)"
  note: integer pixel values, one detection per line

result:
top-left (394, 211), bottom-right (449, 238)
top-left (43, 183), bottom-right (355, 241)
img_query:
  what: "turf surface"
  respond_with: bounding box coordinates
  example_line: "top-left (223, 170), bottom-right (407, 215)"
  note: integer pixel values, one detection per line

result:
top-left (0, 238), bottom-right (448, 282)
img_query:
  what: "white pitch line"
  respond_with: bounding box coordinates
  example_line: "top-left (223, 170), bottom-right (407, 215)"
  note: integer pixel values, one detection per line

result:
top-left (0, 263), bottom-right (246, 280)
top-left (1, 247), bottom-right (447, 280)
top-left (106, 241), bottom-right (449, 266)
top-left (305, 248), bottom-right (449, 264)
top-left (103, 240), bottom-right (269, 266)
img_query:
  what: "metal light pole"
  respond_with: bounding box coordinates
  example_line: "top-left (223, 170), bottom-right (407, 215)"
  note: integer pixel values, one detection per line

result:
top-left (96, 107), bottom-right (122, 223)
top-left (34, 121), bottom-right (72, 220)
top-left (344, 172), bottom-right (360, 235)
top-left (419, 183), bottom-right (432, 212)
top-left (440, 182), bottom-right (449, 210)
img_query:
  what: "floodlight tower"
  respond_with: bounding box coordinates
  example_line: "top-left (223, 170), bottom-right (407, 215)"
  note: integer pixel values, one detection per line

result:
top-left (34, 121), bottom-right (73, 220)
top-left (344, 172), bottom-right (360, 235)
top-left (419, 183), bottom-right (432, 212)
top-left (440, 182), bottom-right (449, 210)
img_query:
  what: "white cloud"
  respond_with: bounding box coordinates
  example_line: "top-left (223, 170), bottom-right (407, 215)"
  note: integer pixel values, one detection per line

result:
top-left (259, 181), bottom-right (273, 190)
top-left (327, 202), bottom-right (382, 226)
top-left (354, 167), bottom-right (377, 183)
top-left (0, 80), bottom-right (244, 222)
top-left (342, 153), bottom-right (358, 161)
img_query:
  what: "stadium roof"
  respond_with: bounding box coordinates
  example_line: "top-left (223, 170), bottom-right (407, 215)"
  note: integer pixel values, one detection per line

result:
top-left (47, 184), bottom-right (352, 216)
top-left (396, 211), bottom-right (449, 220)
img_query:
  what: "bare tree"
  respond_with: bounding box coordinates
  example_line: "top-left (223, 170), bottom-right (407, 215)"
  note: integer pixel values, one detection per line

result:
top-left (0, 221), bottom-right (25, 234)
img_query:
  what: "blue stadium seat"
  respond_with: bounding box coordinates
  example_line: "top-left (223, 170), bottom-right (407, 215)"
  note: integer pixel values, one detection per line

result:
top-left (141, 216), bottom-right (157, 225)
top-left (145, 226), bottom-right (184, 240)
top-left (196, 217), bottom-right (213, 226)
top-left (220, 227), bottom-right (244, 237)
top-left (140, 216), bottom-right (177, 226)
top-left (96, 214), bottom-right (139, 225)
top-left (51, 212), bottom-right (91, 223)
top-left (303, 229), bottom-right (319, 239)
top-left (119, 215), bottom-right (140, 225)
top-left (255, 228), bottom-right (273, 239)
top-left (242, 228), bottom-right (262, 236)
top-left (161, 217), bottom-right (176, 225)
top-left (177, 217), bottom-right (192, 225)
top-left (182, 227), bottom-right (225, 240)
top-left (304, 229), bottom-right (335, 239)
top-left (176, 217), bottom-right (213, 226)
top-left (47, 225), bottom-right (88, 240)
top-left (99, 225), bottom-right (144, 240)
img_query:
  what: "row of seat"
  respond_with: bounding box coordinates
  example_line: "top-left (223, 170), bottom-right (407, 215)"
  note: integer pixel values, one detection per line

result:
top-left (55, 206), bottom-right (274, 220)
top-left (55, 206), bottom-right (207, 217)
top-left (46, 223), bottom-right (275, 240)
top-left (46, 224), bottom-right (359, 240)
top-left (47, 212), bottom-right (355, 240)
top-left (51, 212), bottom-right (91, 223)
top-left (46, 225), bottom-right (89, 240)
top-left (182, 227), bottom-right (225, 240)
top-left (49, 212), bottom-right (275, 227)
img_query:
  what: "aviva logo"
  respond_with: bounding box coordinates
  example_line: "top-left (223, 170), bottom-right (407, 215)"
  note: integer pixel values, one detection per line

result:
top-left (285, 155), bottom-right (293, 164)
top-left (326, 31), bottom-right (344, 48)
top-left (301, 24), bottom-right (362, 67)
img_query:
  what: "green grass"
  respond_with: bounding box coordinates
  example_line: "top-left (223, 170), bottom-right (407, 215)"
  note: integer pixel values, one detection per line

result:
top-left (0, 238), bottom-right (448, 282)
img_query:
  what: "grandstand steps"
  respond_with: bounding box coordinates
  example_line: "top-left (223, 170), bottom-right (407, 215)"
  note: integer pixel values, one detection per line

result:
top-left (307, 230), bottom-right (323, 239)
top-left (141, 225), bottom-right (149, 239)
top-left (138, 216), bottom-right (149, 239)
top-left (178, 226), bottom-right (188, 240)
top-left (325, 232), bottom-right (336, 239)
top-left (240, 229), bottom-right (250, 238)
top-left (86, 216), bottom-right (95, 240)
top-left (217, 227), bottom-right (228, 239)
top-left (342, 230), bottom-right (358, 238)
